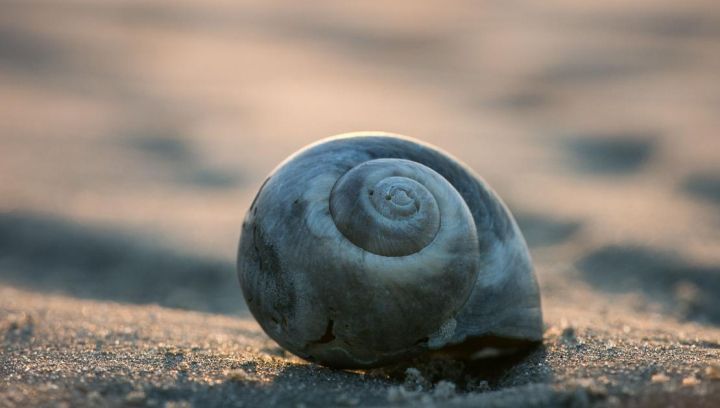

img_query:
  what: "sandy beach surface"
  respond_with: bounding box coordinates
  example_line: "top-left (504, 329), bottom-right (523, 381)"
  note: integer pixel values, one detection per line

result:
top-left (2, 0), bottom-right (720, 406)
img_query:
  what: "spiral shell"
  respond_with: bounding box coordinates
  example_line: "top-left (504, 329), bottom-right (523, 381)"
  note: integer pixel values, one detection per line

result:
top-left (237, 132), bottom-right (542, 368)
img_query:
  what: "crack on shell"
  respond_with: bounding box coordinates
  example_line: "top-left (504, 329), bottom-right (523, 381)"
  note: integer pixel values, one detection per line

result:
top-left (313, 319), bottom-right (336, 345)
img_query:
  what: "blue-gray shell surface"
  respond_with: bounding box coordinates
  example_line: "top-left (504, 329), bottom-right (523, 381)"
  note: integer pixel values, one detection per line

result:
top-left (237, 132), bottom-right (542, 368)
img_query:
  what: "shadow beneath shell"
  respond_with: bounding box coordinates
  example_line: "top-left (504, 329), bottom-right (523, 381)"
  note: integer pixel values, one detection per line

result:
top-left (369, 341), bottom-right (549, 392)
top-left (261, 340), bottom-right (552, 399)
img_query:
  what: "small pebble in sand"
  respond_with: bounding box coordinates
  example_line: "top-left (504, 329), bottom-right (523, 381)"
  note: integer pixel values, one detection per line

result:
top-left (706, 364), bottom-right (720, 380)
top-left (544, 325), bottom-right (563, 338)
top-left (433, 380), bottom-right (457, 399)
top-left (334, 394), bottom-right (360, 406)
top-left (85, 391), bottom-right (103, 405)
top-left (387, 386), bottom-right (420, 403)
top-left (651, 373), bottom-right (670, 383)
top-left (225, 368), bottom-right (253, 382)
top-left (164, 401), bottom-right (191, 408)
top-left (682, 376), bottom-right (700, 387)
top-left (403, 367), bottom-right (430, 391)
top-left (572, 378), bottom-right (608, 397)
top-left (124, 390), bottom-right (146, 405)
top-left (466, 379), bottom-right (491, 393)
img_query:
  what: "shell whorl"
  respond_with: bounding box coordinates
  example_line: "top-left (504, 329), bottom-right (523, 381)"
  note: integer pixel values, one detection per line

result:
top-left (330, 159), bottom-right (441, 257)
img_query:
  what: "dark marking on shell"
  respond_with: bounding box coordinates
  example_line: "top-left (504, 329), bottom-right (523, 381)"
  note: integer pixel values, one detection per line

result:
top-left (249, 176), bottom-right (272, 214)
top-left (249, 223), bottom-right (296, 324)
top-left (315, 319), bottom-right (336, 344)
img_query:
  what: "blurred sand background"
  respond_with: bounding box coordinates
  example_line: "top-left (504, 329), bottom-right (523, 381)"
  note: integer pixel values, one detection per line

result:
top-left (2, 0), bottom-right (720, 406)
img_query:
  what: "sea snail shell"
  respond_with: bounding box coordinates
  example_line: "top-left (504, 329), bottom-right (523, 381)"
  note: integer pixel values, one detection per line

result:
top-left (237, 133), bottom-right (543, 368)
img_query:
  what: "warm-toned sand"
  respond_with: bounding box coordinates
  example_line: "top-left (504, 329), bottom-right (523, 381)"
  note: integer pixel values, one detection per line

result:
top-left (3, 284), bottom-right (720, 407)
top-left (2, 0), bottom-right (720, 406)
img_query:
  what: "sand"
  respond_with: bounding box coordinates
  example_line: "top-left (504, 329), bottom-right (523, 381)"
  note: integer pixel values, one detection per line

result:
top-left (2, 0), bottom-right (720, 406)
top-left (3, 285), bottom-right (720, 407)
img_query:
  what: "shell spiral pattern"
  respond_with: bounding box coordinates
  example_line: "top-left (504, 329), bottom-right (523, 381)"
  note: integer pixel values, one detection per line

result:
top-left (237, 133), bottom-right (543, 368)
